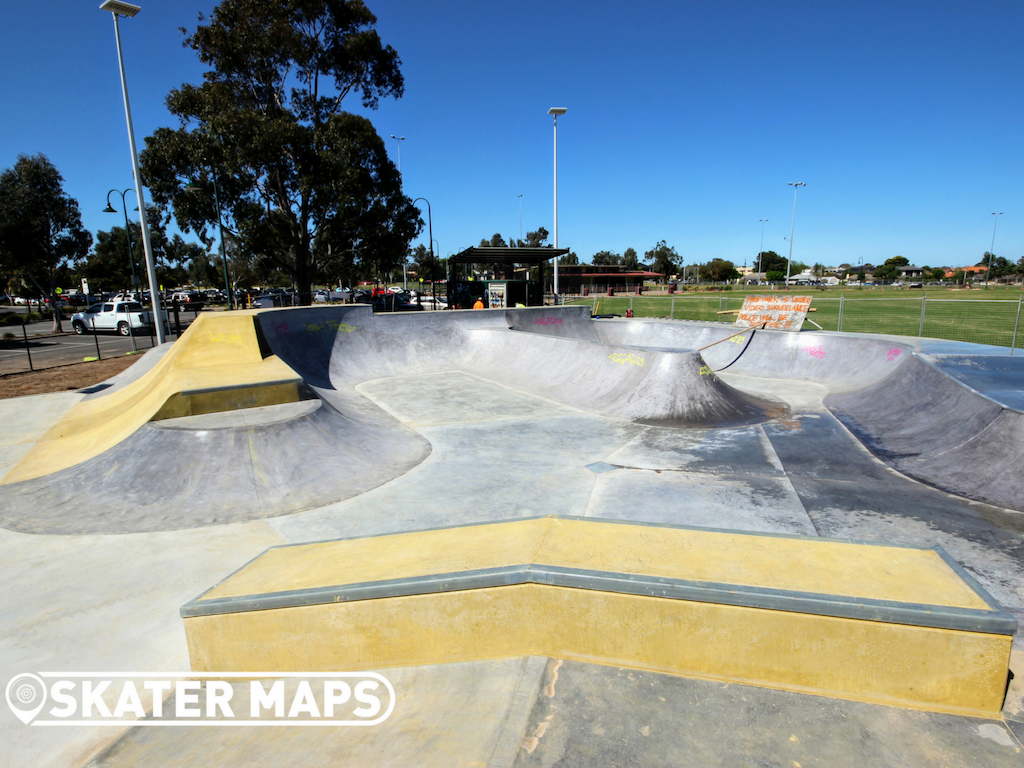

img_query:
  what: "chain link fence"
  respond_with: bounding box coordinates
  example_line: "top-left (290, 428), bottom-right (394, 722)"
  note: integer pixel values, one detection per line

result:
top-left (573, 294), bottom-right (1024, 351)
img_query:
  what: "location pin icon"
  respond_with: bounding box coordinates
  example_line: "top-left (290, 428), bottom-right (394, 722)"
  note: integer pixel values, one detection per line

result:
top-left (6, 674), bottom-right (47, 725)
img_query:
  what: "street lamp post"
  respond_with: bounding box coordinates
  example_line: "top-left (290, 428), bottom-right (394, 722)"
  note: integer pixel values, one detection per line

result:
top-left (758, 218), bottom-right (768, 282)
top-left (211, 174), bottom-right (233, 309)
top-left (518, 194), bottom-right (523, 244)
top-left (987, 212), bottom-right (1003, 287)
top-left (103, 189), bottom-right (140, 291)
top-left (548, 107), bottom-right (567, 303)
top-left (390, 136), bottom-right (406, 288)
top-left (103, 188), bottom-right (140, 350)
top-left (412, 198), bottom-right (434, 307)
top-left (390, 135), bottom-right (406, 176)
top-left (786, 183), bottom-right (806, 286)
top-left (186, 169), bottom-right (233, 310)
top-left (100, 0), bottom-right (165, 343)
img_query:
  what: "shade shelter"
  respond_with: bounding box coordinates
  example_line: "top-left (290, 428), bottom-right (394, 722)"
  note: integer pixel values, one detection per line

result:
top-left (447, 247), bottom-right (570, 308)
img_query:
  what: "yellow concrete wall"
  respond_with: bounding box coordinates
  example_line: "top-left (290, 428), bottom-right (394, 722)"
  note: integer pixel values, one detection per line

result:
top-left (2, 312), bottom-right (298, 484)
top-left (184, 518), bottom-right (1014, 716)
top-left (184, 583), bottom-right (1012, 717)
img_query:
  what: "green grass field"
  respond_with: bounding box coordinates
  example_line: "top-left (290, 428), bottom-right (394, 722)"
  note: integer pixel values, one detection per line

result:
top-left (568, 286), bottom-right (1024, 349)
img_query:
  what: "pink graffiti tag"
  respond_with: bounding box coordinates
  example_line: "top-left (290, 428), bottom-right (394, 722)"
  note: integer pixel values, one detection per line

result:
top-left (272, 322), bottom-right (290, 336)
top-left (802, 345), bottom-right (826, 359)
top-left (887, 347), bottom-right (901, 362)
top-left (533, 317), bottom-right (565, 326)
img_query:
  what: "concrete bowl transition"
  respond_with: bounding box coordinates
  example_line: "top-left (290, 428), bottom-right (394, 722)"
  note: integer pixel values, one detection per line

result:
top-left (2, 304), bottom-right (1023, 767)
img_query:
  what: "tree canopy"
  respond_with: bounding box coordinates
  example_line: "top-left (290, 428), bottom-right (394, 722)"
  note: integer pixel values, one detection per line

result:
top-left (522, 227), bottom-right (549, 248)
top-left (623, 247), bottom-right (640, 271)
top-left (85, 217), bottom-right (209, 293)
top-left (698, 258), bottom-right (741, 282)
top-left (140, 0), bottom-right (422, 304)
top-left (756, 250), bottom-right (785, 273)
top-left (873, 264), bottom-right (900, 281)
top-left (644, 241), bottom-right (678, 280)
top-left (0, 154), bottom-right (91, 330)
top-left (480, 233), bottom-right (507, 248)
top-left (591, 250), bottom-right (622, 266)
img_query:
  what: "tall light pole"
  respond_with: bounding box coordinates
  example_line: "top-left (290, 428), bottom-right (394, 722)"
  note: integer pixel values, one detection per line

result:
top-left (390, 135), bottom-right (406, 176)
top-left (186, 163), bottom-right (233, 309)
top-left (518, 194), bottom-right (523, 244)
top-left (786, 183), bottom-right (806, 286)
top-left (390, 136), bottom-right (406, 288)
top-left (758, 218), bottom-right (768, 282)
top-left (987, 212), bottom-right (1003, 287)
top-left (100, 0), bottom-right (164, 343)
top-left (412, 198), bottom-right (434, 307)
top-left (548, 107), bottom-right (567, 302)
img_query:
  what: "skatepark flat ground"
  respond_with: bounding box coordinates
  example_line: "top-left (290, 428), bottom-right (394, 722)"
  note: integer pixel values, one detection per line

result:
top-left (1, 306), bottom-right (1023, 767)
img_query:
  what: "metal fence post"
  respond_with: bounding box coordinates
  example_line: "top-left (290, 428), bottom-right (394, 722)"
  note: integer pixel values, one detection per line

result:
top-left (127, 306), bottom-right (137, 353)
top-left (1012, 294), bottom-right (1022, 356)
top-left (592, 296), bottom-right (596, 315)
top-left (671, 296), bottom-right (675, 320)
top-left (838, 294), bottom-right (844, 332)
top-left (21, 322), bottom-right (33, 371)
top-left (91, 317), bottom-right (102, 361)
top-left (918, 294), bottom-right (926, 337)
top-left (629, 296), bottom-right (633, 314)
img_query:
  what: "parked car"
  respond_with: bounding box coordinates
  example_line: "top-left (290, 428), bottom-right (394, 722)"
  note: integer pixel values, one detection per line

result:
top-left (370, 293), bottom-right (423, 312)
top-left (415, 294), bottom-right (448, 310)
top-left (170, 291), bottom-right (206, 311)
top-left (251, 294), bottom-right (289, 308)
top-left (71, 301), bottom-right (167, 336)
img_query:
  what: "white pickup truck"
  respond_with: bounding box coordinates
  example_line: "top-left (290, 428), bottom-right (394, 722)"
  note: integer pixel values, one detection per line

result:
top-left (70, 301), bottom-right (167, 336)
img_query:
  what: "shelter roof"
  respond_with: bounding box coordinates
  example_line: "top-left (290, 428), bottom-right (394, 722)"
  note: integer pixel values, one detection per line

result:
top-left (450, 247), bottom-right (569, 266)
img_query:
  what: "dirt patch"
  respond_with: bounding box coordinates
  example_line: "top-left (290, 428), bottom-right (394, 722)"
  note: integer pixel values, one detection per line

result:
top-left (0, 355), bottom-right (140, 399)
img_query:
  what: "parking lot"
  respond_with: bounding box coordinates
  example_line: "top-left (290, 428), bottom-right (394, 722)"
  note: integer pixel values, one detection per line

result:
top-left (0, 311), bottom-right (201, 375)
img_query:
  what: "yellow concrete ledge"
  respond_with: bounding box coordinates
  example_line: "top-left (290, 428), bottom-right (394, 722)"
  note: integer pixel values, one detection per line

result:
top-left (182, 518), bottom-right (1015, 717)
top-left (2, 312), bottom-right (299, 484)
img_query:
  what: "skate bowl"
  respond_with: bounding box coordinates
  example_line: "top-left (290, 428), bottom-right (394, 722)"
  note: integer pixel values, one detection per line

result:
top-left (4, 304), bottom-right (1024, 768)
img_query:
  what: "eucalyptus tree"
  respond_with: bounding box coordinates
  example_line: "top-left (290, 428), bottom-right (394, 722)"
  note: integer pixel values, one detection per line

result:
top-left (0, 154), bottom-right (91, 331)
top-left (140, 0), bottom-right (422, 304)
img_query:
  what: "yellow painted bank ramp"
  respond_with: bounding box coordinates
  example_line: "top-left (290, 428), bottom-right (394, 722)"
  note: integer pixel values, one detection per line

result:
top-left (182, 516), bottom-right (1016, 717)
top-left (1, 312), bottom-right (300, 485)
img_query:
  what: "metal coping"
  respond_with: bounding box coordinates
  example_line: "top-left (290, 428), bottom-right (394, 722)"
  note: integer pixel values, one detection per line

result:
top-left (180, 515), bottom-right (1016, 635)
top-left (180, 563), bottom-right (1016, 635)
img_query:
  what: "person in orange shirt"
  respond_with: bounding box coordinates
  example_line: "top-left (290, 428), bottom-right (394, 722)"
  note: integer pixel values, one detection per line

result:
top-left (473, 297), bottom-right (485, 309)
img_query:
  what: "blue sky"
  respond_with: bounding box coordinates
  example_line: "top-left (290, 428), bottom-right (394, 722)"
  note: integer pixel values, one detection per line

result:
top-left (2, 0), bottom-right (1022, 271)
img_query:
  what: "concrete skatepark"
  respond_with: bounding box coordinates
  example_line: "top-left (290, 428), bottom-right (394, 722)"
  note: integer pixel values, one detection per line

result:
top-left (2, 303), bottom-right (1024, 766)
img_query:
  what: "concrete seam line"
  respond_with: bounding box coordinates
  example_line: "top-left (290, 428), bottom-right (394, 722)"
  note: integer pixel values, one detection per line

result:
top-left (486, 655), bottom-right (549, 768)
